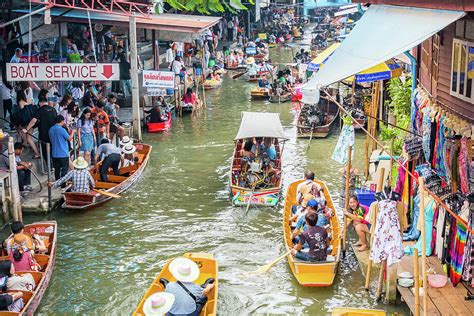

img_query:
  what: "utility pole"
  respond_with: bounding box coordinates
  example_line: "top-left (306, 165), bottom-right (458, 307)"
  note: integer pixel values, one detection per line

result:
top-left (129, 16), bottom-right (142, 142)
top-left (8, 137), bottom-right (21, 221)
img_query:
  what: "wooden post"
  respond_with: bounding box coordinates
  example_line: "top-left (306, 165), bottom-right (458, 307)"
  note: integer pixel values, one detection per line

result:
top-left (351, 79), bottom-right (355, 107)
top-left (46, 143), bottom-right (52, 212)
top-left (389, 138), bottom-right (394, 184)
top-left (376, 260), bottom-right (386, 300)
top-left (8, 137), bottom-right (21, 222)
top-left (419, 177), bottom-right (428, 316)
top-left (342, 145), bottom-right (352, 256)
top-left (414, 247), bottom-right (420, 316)
top-left (129, 16), bottom-right (142, 142)
top-left (365, 167), bottom-right (385, 290)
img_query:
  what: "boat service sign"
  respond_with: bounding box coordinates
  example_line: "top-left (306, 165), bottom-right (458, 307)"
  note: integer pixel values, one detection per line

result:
top-left (6, 63), bottom-right (120, 81)
top-left (143, 70), bottom-right (175, 89)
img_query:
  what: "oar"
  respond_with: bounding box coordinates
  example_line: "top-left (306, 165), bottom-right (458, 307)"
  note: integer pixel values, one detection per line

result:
top-left (254, 250), bottom-right (292, 273)
top-left (96, 189), bottom-right (121, 198)
top-left (245, 188), bottom-right (256, 214)
top-left (232, 71), bottom-right (247, 79)
top-left (307, 123), bottom-right (315, 149)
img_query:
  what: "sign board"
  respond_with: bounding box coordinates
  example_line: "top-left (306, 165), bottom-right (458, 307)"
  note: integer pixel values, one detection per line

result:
top-left (245, 46), bottom-right (257, 55)
top-left (258, 33), bottom-right (267, 40)
top-left (146, 87), bottom-right (168, 97)
top-left (6, 63), bottom-right (120, 81)
top-left (143, 70), bottom-right (175, 89)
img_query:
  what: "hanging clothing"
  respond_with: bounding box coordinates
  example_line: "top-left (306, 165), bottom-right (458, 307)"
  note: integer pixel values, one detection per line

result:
top-left (331, 124), bottom-right (354, 165)
top-left (450, 222), bottom-right (467, 286)
top-left (369, 200), bottom-right (404, 266)
top-left (459, 137), bottom-right (470, 194)
top-left (435, 206), bottom-right (446, 260)
top-left (462, 209), bottom-right (473, 283)
top-left (405, 197), bottom-right (436, 256)
top-left (421, 107), bottom-right (432, 162)
top-left (394, 158), bottom-right (408, 195)
top-left (435, 116), bottom-right (447, 179)
top-left (403, 191), bottom-right (421, 241)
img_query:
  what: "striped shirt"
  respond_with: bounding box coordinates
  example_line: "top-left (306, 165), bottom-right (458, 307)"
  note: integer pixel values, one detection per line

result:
top-left (53, 169), bottom-right (95, 193)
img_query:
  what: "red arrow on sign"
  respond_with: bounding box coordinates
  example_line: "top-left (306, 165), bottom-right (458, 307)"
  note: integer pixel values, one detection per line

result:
top-left (102, 65), bottom-right (114, 79)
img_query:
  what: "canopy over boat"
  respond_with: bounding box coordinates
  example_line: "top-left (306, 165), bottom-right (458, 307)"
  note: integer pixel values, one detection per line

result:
top-left (234, 112), bottom-right (288, 140)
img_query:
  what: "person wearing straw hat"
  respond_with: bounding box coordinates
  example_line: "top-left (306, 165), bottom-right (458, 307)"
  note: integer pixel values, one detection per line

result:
top-left (162, 258), bottom-right (215, 316)
top-left (48, 156), bottom-right (94, 193)
top-left (120, 143), bottom-right (138, 169)
top-left (142, 292), bottom-right (175, 316)
top-left (119, 136), bottom-right (133, 148)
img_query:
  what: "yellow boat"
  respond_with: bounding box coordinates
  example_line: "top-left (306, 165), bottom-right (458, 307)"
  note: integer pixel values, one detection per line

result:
top-left (134, 253), bottom-right (218, 316)
top-left (332, 307), bottom-right (386, 315)
top-left (283, 179), bottom-right (341, 286)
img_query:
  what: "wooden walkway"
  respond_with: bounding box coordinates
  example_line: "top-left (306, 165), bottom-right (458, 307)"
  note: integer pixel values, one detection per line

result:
top-left (397, 254), bottom-right (474, 316)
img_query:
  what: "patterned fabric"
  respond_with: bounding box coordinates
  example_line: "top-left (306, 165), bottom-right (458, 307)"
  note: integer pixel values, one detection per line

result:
top-left (369, 200), bottom-right (403, 266)
top-left (462, 210), bottom-right (473, 283)
top-left (331, 124), bottom-right (354, 165)
top-left (53, 169), bottom-right (95, 193)
top-left (459, 137), bottom-right (470, 194)
top-left (435, 117), bottom-right (447, 178)
top-left (421, 107), bottom-right (432, 162)
top-left (450, 222), bottom-right (467, 286)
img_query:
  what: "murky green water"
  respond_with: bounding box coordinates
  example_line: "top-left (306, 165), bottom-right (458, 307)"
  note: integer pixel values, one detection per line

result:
top-left (19, 45), bottom-right (409, 315)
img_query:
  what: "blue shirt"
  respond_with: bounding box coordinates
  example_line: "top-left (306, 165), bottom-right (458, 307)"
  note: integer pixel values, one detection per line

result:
top-left (165, 282), bottom-right (203, 314)
top-left (49, 125), bottom-right (70, 158)
top-left (265, 145), bottom-right (277, 160)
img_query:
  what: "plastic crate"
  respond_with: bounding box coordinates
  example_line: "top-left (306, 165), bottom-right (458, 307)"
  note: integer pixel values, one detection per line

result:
top-left (355, 188), bottom-right (376, 207)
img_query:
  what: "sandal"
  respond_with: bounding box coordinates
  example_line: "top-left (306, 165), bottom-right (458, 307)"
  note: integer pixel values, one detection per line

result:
top-left (352, 242), bottom-right (363, 247)
top-left (357, 245), bottom-right (369, 252)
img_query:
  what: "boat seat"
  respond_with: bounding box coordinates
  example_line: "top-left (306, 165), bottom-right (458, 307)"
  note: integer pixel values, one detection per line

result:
top-left (94, 181), bottom-right (116, 189)
top-left (119, 165), bottom-right (137, 176)
top-left (294, 255), bottom-right (336, 264)
top-left (17, 271), bottom-right (43, 288)
top-left (136, 153), bottom-right (145, 164)
top-left (102, 175), bottom-right (127, 183)
top-left (34, 254), bottom-right (50, 271)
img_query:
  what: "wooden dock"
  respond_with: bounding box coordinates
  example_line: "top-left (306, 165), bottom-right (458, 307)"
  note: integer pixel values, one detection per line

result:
top-left (397, 254), bottom-right (474, 316)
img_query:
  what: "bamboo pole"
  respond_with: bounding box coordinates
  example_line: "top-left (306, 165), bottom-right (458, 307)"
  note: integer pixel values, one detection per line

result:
top-left (414, 247), bottom-right (420, 316)
top-left (342, 145), bottom-right (352, 257)
top-left (389, 138), bottom-right (394, 184)
top-left (365, 167), bottom-right (385, 290)
top-left (376, 259), bottom-right (386, 300)
top-left (419, 177), bottom-right (428, 316)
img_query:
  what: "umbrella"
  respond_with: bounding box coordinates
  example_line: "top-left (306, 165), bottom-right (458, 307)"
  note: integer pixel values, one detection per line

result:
top-left (307, 43), bottom-right (341, 72)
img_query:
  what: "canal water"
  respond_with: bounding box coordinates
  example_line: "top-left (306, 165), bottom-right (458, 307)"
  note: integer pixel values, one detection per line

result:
top-left (23, 45), bottom-right (409, 314)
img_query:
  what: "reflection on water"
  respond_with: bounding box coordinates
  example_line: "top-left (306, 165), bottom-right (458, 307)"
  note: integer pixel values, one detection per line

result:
top-left (22, 45), bottom-right (409, 315)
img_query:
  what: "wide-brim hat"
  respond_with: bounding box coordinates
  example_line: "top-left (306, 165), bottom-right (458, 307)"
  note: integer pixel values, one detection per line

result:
top-left (143, 292), bottom-right (175, 316)
top-left (120, 136), bottom-right (133, 147)
top-left (246, 57), bottom-right (255, 64)
top-left (122, 144), bottom-right (136, 155)
top-left (72, 157), bottom-right (88, 169)
top-left (169, 257), bottom-right (200, 282)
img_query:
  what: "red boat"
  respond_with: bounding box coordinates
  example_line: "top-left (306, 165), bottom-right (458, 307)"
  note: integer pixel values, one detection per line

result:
top-left (146, 115), bottom-right (172, 133)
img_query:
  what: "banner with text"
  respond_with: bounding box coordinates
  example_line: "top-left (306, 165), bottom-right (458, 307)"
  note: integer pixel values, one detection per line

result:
top-left (6, 63), bottom-right (120, 81)
top-left (143, 70), bottom-right (175, 89)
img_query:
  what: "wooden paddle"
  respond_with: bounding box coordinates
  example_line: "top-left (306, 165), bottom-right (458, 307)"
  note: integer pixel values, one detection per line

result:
top-left (96, 189), bottom-right (121, 198)
top-left (306, 123), bottom-right (315, 150)
top-left (254, 250), bottom-right (292, 273)
top-left (232, 71), bottom-right (247, 79)
top-left (245, 187), bottom-right (255, 214)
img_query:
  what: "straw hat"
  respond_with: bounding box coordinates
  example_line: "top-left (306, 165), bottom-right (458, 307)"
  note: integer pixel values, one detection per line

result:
top-left (169, 257), bottom-right (200, 282)
top-left (246, 57), bottom-right (255, 64)
top-left (143, 292), bottom-right (175, 316)
top-left (72, 157), bottom-right (89, 169)
top-left (301, 193), bottom-right (315, 207)
top-left (122, 144), bottom-right (136, 155)
top-left (120, 136), bottom-right (133, 147)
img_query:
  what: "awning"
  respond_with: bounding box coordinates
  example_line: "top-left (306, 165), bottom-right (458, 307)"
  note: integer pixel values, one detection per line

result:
top-left (307, 43), bottom-right (340, 72)
top-left (301, 4), bottom-right (465, 104)
top-left (234, 112), bottom-right (288, 140)
top-left (346, 59), bottom-right (402, 83)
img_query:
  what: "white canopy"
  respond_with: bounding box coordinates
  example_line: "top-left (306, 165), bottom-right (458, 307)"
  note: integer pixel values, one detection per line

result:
top-left (234, 112), bottom-right (288, 140)
top-left (301, 4), bottom-right (465, 104)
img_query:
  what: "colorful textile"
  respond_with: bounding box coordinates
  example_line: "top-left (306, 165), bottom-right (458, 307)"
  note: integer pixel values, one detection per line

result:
top-left (459, 137), bottom-right (470, 194)
top-left (435, 117), bottom-right (447, 179)
top-left (421, 107), bottom-right (432, 162)
top-left (405, 198), bottom-right (435, 256)
top-left (331, 124), bottom-right (354, 165)
top-left (450, 222), bottom-right (467, 286)
top-left (369, 200), bottom-right (403, 266)
top-left (462, 210), bottom-right (473, 283)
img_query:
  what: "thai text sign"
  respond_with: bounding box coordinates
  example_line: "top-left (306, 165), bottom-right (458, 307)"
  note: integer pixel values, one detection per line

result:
top-left (6, 63), bottom-right (120, 81)
top-left (143, 70), bottom-right (175, 89)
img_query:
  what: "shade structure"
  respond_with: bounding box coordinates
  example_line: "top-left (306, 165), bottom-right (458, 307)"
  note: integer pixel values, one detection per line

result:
top-left (307, 43), bottom-right (341, 72)
top-left (301, 4), bottom-right (465, 104)
top-left (345, 59), bottom-right (402, 83)
top-left (234, 112), bottom-right (288, 140)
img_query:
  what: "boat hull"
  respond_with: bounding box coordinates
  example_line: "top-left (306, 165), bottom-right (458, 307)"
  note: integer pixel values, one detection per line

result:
top-left (250, 88), bottom-right (270, 100)
top-left (283, 180), bottom-right (341, 287)
top-left (296, 98), bottom-right (340, 138)
top-left (230, 186), bottom-right (280, 206)
top-left (146, 116), bottom-right (172, 133)
top-left (332, 307), bottom-right (386, 316)
top-left (133, 253), bottom-right (218, 316)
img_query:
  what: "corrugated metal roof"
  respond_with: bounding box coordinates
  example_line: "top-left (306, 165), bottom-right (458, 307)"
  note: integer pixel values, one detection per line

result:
top-left (352, 0), bottom-right (474, 11)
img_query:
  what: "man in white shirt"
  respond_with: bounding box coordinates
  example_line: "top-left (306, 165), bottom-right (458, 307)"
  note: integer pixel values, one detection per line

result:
top-left (10, 48), bottom-right (23, 63)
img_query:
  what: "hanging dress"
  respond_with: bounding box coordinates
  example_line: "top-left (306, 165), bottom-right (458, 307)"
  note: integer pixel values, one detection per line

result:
top-left (369, 200), bottom-right (404, 266)
top-left (331, 122), bottom-right (354, 165)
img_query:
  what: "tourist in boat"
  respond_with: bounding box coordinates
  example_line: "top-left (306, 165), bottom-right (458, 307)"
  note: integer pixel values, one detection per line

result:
top-left (296, 171), bottom-right (322, 204)
top-left (263, 137), bottom-right (277, 160)
top-left (241, 140), bottom-right (255, 161)
top-left (291, 198), bottom-right (319, 242)
top-left (161, 257), bottom-right (215, 316)
top-left (5, 221), bottom-right (45, 272)
top-left (49, 156), bottom-right (95, 193)
top-left (77, 108), bottom-right (96, 165)
top-left (0, 260), bottom-right (35, 291)
top-left (49, 115), bottom-right (74, 186)
top-left (344, 195), bottom-right (370, 252)
top-left (120, 143), bottom-right (138, 169)
top-left (258, 75), bottom-right (271, 89)
top-left (251, 137), bottom-right (264, 156)
top-left (291, 212), bottom-right (328, 262)
top-left (210, 70), bottom-right (220, 81)
top-left (228, 51), bottom-right (238, 68)
top-left (0, 142), bottom-right (33, 195)
top-left (0, 292), bottom-right (24, 312)
top-left (145, 105), bottom-right (166, 123)
top-left (290, 193), bottom-right (314, 225)
top-left (95, 138), bottom-right (121, 183)
top-left (182, 88), bottom-right (199, 113)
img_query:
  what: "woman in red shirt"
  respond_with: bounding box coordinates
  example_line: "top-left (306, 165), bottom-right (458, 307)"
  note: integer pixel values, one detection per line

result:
top-left (182, 88), bottom-right (199, 114)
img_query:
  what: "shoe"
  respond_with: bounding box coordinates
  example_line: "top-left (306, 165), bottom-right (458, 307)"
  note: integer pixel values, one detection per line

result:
top-left (159, 278), bottom-right (169, 288)
top-left (24, 185), bottom-right (33, 191)
top-left (201, 278), bottom-right (215, 288)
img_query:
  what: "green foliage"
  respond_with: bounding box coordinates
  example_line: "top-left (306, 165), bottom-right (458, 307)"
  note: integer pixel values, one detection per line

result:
top-left (163, 0), bottom-right (248, 14)
top-left (379, 77), bottom-right (412, 155)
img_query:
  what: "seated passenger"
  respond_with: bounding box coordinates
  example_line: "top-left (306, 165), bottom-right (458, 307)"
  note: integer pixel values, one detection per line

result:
top-left (290, 193), bottom-right (314, 225)
top-left (49, 157), bottom-right (95, 193)
top-left (241, 140), bottom-right (255, 161)
top-left (291, 199), bottom-right (318, 242)
top-left (161, 257), bottom-right (215, 316)
top-left (291, 212), bottom-right (328, 262)
top-left (182, 88), bottom-right (198, 110)
top-left (263, 137), bottom-right (277, 161)
top-left (121, 143), bottom-right (138, 169)
top-left (344, 195), bottom-right (370, 252)
top-left (145, 106), bottom-right (165, 123)
top-left (0, 260), bottom-right (35, 291)
top-left (258, 75), bottom-right (271, 89)
top-left (5, 222), bottom-right (44, 272)
top-left (0, 292), bottom-right (24, 312)
top-left (296, 171), bottom-right (322, 203)
top-left (251, 137), bottom-right (264, 157)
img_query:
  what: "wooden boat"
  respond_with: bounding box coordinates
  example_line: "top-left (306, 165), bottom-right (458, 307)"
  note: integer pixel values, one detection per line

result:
top-left (225, 64), bottom-right (246, 71)
top-left (269, 94), bottom-right (291, 103)
top-left (254, 52), bottom-right (269, 63)
top-left (296, 97), bottom-right (340, 138)
top-left (0, 221), bottom-right (57, 316)
top-left (62, 143), bottom-right (152, 210)
top-left (248, 74), bottom-right (259, 82)
top-left (146, 114), bottom-right (172, 133)
top-left (283, 180), bottom-right (341, 286)
top-left (250, 87), bottom-right (270, 100)
top-left (230, 112), bottom-right (288, 207)
top-left (332, 307), bottom-right (386, 316)
top-left (133, 252), bottom-right (218, 316)
top-left (204, 79), bottom-right (223, 90)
